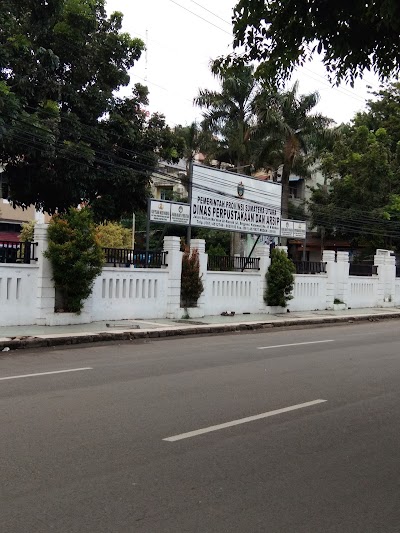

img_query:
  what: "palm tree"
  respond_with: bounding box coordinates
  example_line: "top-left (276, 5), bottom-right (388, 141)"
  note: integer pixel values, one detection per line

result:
top-left (175, 122), bottom-right (203, 175)
top-left (195, 61), bottom-right (265, 254)
top-left (255, 81), bottom-right (333, 218)
top-left (194, 61), bottom-right (261, 173)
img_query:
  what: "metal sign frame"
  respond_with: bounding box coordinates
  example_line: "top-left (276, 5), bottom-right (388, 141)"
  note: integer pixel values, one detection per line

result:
top-left (146, 198), bottom-right (191, 256)
top-left (148, 198), bottom-right (191, 226)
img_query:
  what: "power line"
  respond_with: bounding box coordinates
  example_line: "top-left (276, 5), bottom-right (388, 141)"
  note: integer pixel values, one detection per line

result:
top-left (168, 0), bottom-right (232, 36)
top-left (189, 1), bottom-right (232, 26)
top-left (6, 115), bottom-right (392, 220)
top-left (6, 117), bottom-right (400, 235)
top-left (9, 131), bottom-right (400, 240)
top-left (12, 120), bottom-right (400, 228)
top-left (13, 141), bottom-right (400, 238)
top-left (298, 66), bottom-right (367, 105)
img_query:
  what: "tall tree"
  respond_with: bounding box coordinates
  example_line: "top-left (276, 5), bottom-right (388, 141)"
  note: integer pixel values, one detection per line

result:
top-left (174, 122), bottom-right (214, 176)
top-left (354, 82), bottom-right (400, 152)
top-left (0, 0), bottom-right (182, 220)
top-left (309, 124), bottom-right (400, 253)
top-left (232, 0), bottom-right (400, 85)
top-left (255, 81), bottom-right (333, 218)
top-left (195, 61), bottom-right (263, 254)
top-left (194, 61), bottom-right (261, 174)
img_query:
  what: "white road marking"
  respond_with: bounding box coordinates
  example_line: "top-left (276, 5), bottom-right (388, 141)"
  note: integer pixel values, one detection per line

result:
top-left (257, 340), bottom-right (334, 350)
top-left (163, 399), bottom-right (327, 442)
top-left (0, 367), bottom-right (93, 381)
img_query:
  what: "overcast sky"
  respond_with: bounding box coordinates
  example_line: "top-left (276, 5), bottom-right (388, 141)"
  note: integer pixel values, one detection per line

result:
top-left (106, 0), bottom-right (381, 128)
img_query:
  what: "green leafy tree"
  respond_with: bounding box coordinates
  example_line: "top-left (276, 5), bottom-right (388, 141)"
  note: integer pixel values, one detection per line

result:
top-left (195, 60), bottom-right (268, 254)
top-left (255, 81), bottom-right (333, 218)
top-left (354, 82), bottom-right (400, 153)
top-left (181, 247), bottom-right (204, 308)
top-left (192, 228), bottom-right (230, 256)
top-left (232, 0), bottom-right (400, 85)
top-left (45, 208), bottom-right (104, 313)
top-left (309, 125), bottom-right (400, 253)
top-left (19, 221), bottom-right (35, 242)
top-left (265, 248), bottom-right (295, 307)
top-left (0, 0), bottom-right (182, 221)
top-left (95, 222), bottom-right (132, 248)
top-left (195, 61), bottom-right (262, 172)
top-left (174, 122), bottom-right (215, 175)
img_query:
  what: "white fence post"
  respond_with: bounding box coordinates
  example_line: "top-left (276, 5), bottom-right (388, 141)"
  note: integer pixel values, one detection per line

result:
top-left (255, 244), bottom-right (271, 311)
top-left (163, 236), bottom-right (182, 319)
top-left (374, 250), bottom-right (395, 305)
top-left (190, 239), bottom-right (207, 316)
top-left (322, 250), bottom-right (336, 309)
top-left (275, 245), bottom-right (288, 255)
top-left (34, 223), bottom-right (55, 325)
top-left (336, 251), bottom-right (350, 306)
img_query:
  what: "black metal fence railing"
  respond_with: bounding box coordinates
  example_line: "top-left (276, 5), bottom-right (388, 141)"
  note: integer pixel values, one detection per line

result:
top-left (207, 255), bottom-right (260, 272)
top-left (0, 241), bottom-right (37, 264)
top-left (103, 248), bottom-right (168, 268)
top-left (349, 263), bottom-right (378, 276)
top-left (292, 261), bottom-right (327, 275)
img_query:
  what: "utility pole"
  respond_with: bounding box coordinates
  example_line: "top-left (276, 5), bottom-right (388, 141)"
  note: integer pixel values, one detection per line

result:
top-left (145, 29), bottom-right (148, 82)
top-left (131, 213), bottom-right (135, 250)
top-left (186, 160), bottom-right (193, 246)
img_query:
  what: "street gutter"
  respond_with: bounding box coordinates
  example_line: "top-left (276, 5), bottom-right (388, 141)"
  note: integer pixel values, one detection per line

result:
top-left (1, 311), bottom-right (400, 352)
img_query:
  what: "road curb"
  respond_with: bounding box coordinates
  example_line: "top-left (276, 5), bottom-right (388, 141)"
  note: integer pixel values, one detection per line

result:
top-left (1, 311), bottom-right (400, 352)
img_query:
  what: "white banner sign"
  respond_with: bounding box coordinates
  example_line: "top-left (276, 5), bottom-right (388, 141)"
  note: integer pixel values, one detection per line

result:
top-left (293, 221), bottom-right (307, 239)
top-left (150, 200), bottom-right (171, 223)
top-left (280, 220), bottom-right (294, 237)
top-left (191, 164), bottom-right (282, 235)
top-left (149, 200), bottom-right (190, 225)
top-left (280, 219), bottom-right (307, 239)
top-left (170, 203), bottom-right (191, 225)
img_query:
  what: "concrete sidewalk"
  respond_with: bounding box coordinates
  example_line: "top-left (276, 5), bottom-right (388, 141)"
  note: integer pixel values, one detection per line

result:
top-left (1, 307), bottom-right (400, 351)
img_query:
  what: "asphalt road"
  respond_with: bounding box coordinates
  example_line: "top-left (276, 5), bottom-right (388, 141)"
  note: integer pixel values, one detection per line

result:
top-left (1, 321), bottom-right (400, 532)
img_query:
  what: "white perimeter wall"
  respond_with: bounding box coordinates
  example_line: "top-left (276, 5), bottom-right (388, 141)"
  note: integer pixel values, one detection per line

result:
top-left (347, 277), bottom-right (378, 309)
top-left (0, 265), bottom-right (38, 326)
top-left (203, 271), bottom-right (261, 315)
top-left (289, 274), bottom-right (329, 312)
top-left (0, 226), bottom-right (399, 327)
top-left (91, 268), bottom-right (169, 321)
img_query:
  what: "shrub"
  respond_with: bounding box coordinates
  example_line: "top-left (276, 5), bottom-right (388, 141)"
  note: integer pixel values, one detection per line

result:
top-left (45, 208), bottom-right (104, 313)
top-left (265, 249), bottom-right (295, 307)
top-left (181, 247), bottom-right (204, 308)
top-left (95, 222), bottom-right (132, 248)
top-left (20, 221), bottom-right (35, 242)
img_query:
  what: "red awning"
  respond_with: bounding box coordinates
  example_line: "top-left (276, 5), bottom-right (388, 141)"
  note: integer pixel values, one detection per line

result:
top-left (0, 232), bottom-right (20, 242)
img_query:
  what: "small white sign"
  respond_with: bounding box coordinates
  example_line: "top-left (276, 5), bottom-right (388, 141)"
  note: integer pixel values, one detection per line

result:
top-left (150, 200), bottom-right (171, 223)
top-left (280, 220), bottom-right (294, 237)
top-left (170, 203), bottom-right (191, 225)
top-left (293, 221), bottom-right (307, 239)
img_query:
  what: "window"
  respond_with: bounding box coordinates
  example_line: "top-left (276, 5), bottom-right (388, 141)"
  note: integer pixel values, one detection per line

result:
top-left (0, 175), bottom-right (9, 200)
top-left (160, 188), bottom-right (173, 200)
